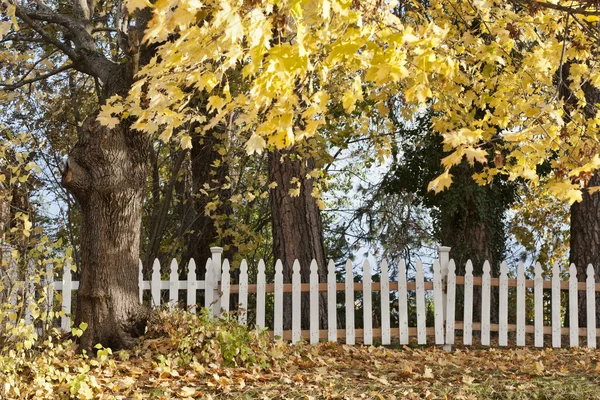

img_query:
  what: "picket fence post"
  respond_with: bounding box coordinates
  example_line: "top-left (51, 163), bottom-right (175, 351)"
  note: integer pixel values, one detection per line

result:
top-left (398, 260), bottom-right (409, 345)
top-left (327, 260), bottom-right (337, 342)
top-left (345, 260), bottom-right (355, 345)
top-left (61, 261), bottom-right (72, 331)
top-left (238, 260), bottom-right (248, 326)
top-left (210, 247), bottom-right (223, 316)
top-left (439, 246), bottom-right (450, 351)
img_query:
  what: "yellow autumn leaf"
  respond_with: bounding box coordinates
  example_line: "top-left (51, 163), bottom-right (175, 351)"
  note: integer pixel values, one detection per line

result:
top-left (428, 170), bottom-right (453, 194)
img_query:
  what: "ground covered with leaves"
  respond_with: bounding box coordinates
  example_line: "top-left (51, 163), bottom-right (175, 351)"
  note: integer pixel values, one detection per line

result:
top-left (4, 310), bottom-right (600, 399)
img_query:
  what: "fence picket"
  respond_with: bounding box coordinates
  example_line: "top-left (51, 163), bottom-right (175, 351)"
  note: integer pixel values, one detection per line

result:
top-left (569, 263), bottom-right (578, 348)
top-left (499, 261), bottom-right (508, 346)
top-left (433, 259), bottom-right (444, 345)
top-left (169, 259), bottom-right (178, 310)
top-left (398, 260), bottom-right (409, 345)
top-left (551, 263), bottom-right (561, 348)
top-left (415, 260), bottom-right (426, 345)
top-left (61, 261), bottom-right (72, 331)
top-left (187, 258), bottom-right (197, 312)
top-left (463, 260), bottom-right (473, 345)
top-left (534, 262), bottom-right (543, 347)
top-left (327, 260), bottom-right (337, 342)
top-left (221, 259), bottom-right (230, 314)
top-left (362, 260), bottom-right (372, 345)
top-left (445, 259), bottom-right (456, 346)
top-left (44, 263), bottom-right (54, 321)
top-left (204, 258), bottom-right (213, 309)
top-left (151, 259), bottom-right (161, 308)
top-left (586, 264), bottom-right (596, 349)
top-left (481, 261), bottom-right (491, 346)
top-left (516, 262), bottom-right (526, 346)
top-left (345, 260), bottom-right (355, 345)
top-left (380, 260), bottom-right (391, 345)
top-left (238, 260), bottom-right (248, 325)
top-left (267, 259), bottom-right (276, 332)
top-left (310, 260), bottom-right (319, 344)
top-left (256, 259), bottom-right (266, 329)
top-left (292, 260), bottom-right (301, 344)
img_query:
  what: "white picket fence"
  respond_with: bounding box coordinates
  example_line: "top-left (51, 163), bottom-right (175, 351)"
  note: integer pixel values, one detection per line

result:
top-left (5, 246), bottom-right (600, 348)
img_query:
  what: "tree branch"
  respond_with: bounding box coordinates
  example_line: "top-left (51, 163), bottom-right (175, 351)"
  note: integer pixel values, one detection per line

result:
top-left (13, 7), bottom-right (77, 58)
top-left (0, 64), bottom-right (74, 90)
top-left (518, 0), bottom-right (600, 16)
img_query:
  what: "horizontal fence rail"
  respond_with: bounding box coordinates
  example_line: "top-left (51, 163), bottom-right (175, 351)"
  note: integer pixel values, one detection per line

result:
top-left (4, 246), bottom-right (600, 349)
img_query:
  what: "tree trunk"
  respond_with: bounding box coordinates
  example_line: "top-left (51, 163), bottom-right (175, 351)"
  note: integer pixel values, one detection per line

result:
top-left (561, 61), bottom-right (600, 328)
top-left (62, 116), bottom-right (149, 351)
top-left (570, 174), bottom-right (600, 327)
top-left (269, 148), bottom-right (327, 330)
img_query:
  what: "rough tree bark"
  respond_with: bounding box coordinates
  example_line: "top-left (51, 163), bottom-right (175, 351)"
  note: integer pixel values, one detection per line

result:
top-left (269, 148), bottom-right (328, 330)
top-left (559, 62), bottom-right (600, 328)
top-left (6, 0), bottom-right (155, 350)
top-left (63, 116), bottom-right (150, 350)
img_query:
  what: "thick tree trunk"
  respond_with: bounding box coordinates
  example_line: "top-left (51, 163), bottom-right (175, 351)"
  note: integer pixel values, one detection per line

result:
top-left (269, 148), bottom-right (327, 330)
top-left (570, 174), bottom-right (600, 327)
top-left (561, 61), bottom-right (600, 328)
top-left (62, 116), bottom-right (149, 351)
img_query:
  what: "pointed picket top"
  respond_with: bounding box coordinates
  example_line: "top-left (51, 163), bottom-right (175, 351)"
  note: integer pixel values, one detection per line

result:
top-left (516, 261), bottom-right (526, 346)
top-left (151, 258), bottom-right (161, 308)
top-left (569, 263), bottom-right (578, 347)
top-left (238, 259), bottom-right (249, 326)
top-left (483, 260), bottom-right (491, 275)
top-left (170, 258), bottom-right (178, 277)
top-left (380, 259), bottom-right (391, 345)
top-left (499, 261), bottom-right (508, 346)
top-left (586, 264), bottom-right (596, 348)
top-left (398, 260), bottom-right (409, 345)
top-left (293, 259), bottom-right (301, 275)
top-left (273, 260), bottom-right (283, 339)
top-left (345, 259), bottom-right (355, 345)
top-left (310, 259), bottom-right (319, 344)
top-left (445, 259), bottom-right (457, 346)
top-left (138, 259), bottom-right (144, 305)
top-left (499, 261), bottom-right (507, 277)
top-left (534, 261), bottom-right (543, 347)
top-left (465, 259), bottom-right (473, 275)
top-left (187, 258), bottom-right (197, 312)
top-left (463, 259), bottom-right (474, 345)
top-left (535, 261), bottom-right (542, 278)
top-left (258, 258), bottom-right (266, 274)
top-left (569, 263), bottom-right (577, 279)
top-left (552, 262), bottom-right (560, 278)
top-left (257, 259), bottom-right (268, 329)
top-left (587, 263), bottom-right (595, 279)
top-left (327, 260), bottom-right (337, 342)
top-left (362, 259), bottom-right (373, 345)
top-left (432, 259), bottom-right (444, 345)
top-left (310, 259), bottom-right (318, 274)
top-left (221, 259), bottom-right (231, 314)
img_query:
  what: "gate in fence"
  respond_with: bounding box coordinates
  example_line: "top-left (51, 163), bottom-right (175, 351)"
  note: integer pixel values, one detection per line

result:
top-left (5, 246), bottom-right (600, 349)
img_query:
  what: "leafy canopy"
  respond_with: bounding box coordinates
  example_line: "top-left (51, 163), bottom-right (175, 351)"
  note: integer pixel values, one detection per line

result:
top-left (96, 0), bottom-right (600, 204)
